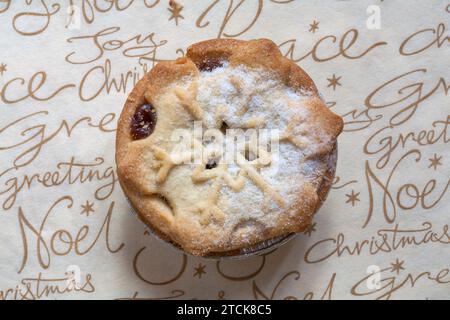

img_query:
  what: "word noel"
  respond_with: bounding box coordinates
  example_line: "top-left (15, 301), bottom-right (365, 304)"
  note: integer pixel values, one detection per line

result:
top-left (17, 196), bottom-right (124, 273)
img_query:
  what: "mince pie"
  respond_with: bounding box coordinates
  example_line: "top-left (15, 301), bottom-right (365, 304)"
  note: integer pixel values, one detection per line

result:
top-left (116, 39), bottom-right (343, 256)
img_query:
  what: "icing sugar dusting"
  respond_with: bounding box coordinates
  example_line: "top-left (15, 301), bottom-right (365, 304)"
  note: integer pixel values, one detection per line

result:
top-left (168, 62), bottom-right (329, 245)
top-left (196, 63), bottom-right (312, 133)
top-left (191, 63), bottom-right (317, 235)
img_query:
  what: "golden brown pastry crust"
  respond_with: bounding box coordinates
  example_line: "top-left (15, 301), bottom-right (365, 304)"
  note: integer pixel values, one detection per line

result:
top-left (116, 39), bottom-right (343, 256)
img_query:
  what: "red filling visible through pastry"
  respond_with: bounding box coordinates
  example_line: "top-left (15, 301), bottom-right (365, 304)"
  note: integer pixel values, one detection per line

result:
top-left (130, 103), bottom-right (157, 140)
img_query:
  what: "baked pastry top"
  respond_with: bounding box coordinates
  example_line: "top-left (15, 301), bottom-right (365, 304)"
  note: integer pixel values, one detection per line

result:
top-left (116, 39), bottom-right (343, 256)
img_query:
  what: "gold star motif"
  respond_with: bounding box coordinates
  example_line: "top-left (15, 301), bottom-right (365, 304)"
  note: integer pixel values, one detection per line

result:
top-left (193, 263), bottom-right (206, 279)
top-left (428, 153), bottom-right (442, 170)
top-left (303, 222), bottom-right (317, 237)
top-left (0, 63), bottom-right (7, 76)
top-left (80, 200), bottom-right (95, 216)
top-left (345, 190), bottom-right (360, 206)
top-left (168, 0), bottom-right (184, 26)
top-left (309, 20), bottom-right (320, 33)
top-left (390, 258), bottom-right (405, 275)
top-left (327, 74), bottom-right (342, 90)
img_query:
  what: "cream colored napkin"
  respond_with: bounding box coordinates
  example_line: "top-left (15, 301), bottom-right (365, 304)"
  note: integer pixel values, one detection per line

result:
top-left (0, 0), bottom-right (449, 299)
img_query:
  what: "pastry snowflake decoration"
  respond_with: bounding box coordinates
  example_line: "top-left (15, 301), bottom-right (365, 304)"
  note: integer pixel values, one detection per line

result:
top-left (116, 39), bottom-right (343, 256)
